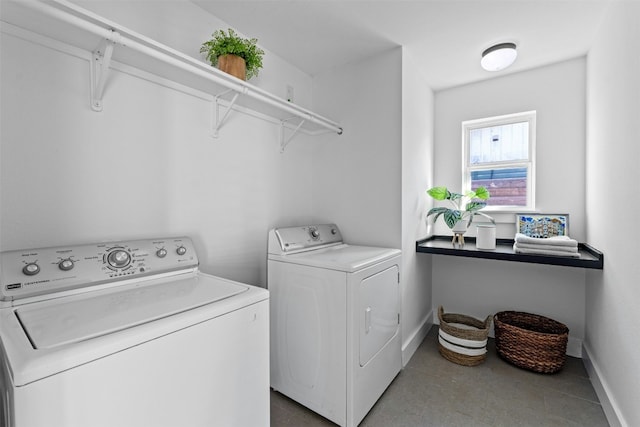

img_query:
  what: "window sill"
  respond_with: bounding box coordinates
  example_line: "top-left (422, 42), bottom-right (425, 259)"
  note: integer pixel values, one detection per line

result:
top-left (482, 207), bottom-right (537, 214)
top-left (416, 236), bottom-right (603, 269)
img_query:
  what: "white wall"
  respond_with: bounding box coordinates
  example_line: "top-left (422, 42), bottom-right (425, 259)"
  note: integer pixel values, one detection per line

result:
top-left (72, 0), bottom-right (311, 100)
top-left (0, 0), bottom-right (334, 287)
top-left (400, 48), bottom-right (434, 363)
top-left (312, 47), bottom-right (434, 363)
top-left (311, 48), bottom-right (402, 249)
top-left (433, 58), bottom-right (587, 240)
top-left (585, 3), bottom-right (640, 426)
top-left (432, 58), bottom-right (588, 356)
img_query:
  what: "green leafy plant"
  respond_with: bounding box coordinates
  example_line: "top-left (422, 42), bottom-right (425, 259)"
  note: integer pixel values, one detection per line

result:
top-left (200, 28), bottom-right (265, 80)
top-left (426, 186), bottom-right (495, 229)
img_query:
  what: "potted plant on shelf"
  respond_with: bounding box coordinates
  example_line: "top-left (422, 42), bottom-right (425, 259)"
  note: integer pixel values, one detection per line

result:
top-left (426, 186), bottom-right (495, 245)
top-left (200, 28), bottom-right (265, 81)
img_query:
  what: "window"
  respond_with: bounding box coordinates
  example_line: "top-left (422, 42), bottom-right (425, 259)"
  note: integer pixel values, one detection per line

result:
top-left (462, 111), bottom-right (536, 210)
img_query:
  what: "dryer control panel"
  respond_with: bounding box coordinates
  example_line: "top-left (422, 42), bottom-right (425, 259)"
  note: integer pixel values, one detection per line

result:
top-left (0, 237), bottom-right (197, 303)
top-left (269, 224), bottom-right (343, 254)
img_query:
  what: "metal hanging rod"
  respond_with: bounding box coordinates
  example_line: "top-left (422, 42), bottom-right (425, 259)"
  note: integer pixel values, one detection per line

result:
top-left (17, 0), bottom-right (343, 136)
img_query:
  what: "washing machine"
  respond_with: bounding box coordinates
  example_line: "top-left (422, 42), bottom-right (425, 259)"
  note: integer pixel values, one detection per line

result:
top-left (267, 224), bottom-right (402, 427)
top-left (0, 236), bottom-right (269, 427)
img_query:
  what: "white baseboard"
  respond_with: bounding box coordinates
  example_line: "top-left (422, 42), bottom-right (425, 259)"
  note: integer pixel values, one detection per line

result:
top-left (401, 308), bottom-right (433, 367)
top-left (567, 336), bottom-right (582, 358)
top-left (582, 343), bottom-right (627, 427)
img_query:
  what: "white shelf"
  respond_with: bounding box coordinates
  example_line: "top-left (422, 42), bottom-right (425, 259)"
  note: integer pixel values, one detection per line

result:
top-left (0, 0), bottom-right (343, 148)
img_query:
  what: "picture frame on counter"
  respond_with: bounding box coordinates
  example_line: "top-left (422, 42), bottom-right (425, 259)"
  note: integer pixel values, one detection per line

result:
top-left (516, 213), bottom-right (569, 238)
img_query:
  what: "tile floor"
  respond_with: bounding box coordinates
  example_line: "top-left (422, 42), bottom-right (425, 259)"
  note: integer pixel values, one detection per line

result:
top-left (270, 325), bottom-right (609, 427)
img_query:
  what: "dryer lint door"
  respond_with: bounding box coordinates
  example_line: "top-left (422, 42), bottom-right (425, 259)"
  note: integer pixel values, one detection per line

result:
top-left (359, 265), bottom-right (400, 366)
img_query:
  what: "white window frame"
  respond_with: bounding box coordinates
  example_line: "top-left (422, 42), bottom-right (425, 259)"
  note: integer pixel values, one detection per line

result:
top-left (462, 111), bottom-right (536, 212)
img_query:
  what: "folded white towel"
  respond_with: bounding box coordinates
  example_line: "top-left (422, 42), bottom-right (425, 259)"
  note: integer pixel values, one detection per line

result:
top-left (514, 233), bottom-right (578, 247)
top-left (513, 242), bottom-right (578, 253)
top-left (513, 243), bottom-right (581, 258)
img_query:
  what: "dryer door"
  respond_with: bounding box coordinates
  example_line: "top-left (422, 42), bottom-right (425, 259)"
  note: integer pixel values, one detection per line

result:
top-left (359, 265), bottom-right (399, 366)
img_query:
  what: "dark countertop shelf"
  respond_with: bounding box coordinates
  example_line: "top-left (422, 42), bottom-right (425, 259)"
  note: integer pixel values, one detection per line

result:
top-left (416, 236), bottom-right (603, 269)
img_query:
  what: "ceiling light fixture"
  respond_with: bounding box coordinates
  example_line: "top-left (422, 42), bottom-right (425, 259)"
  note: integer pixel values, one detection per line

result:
top-left (481, 42), bottom-right (517, 71)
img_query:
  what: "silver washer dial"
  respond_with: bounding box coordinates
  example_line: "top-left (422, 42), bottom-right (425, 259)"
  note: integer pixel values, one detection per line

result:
top-left (22, 262), bottom-right (40, 276)
top-left (108, 250), bottom-right (131, 268)
top-left (176, 246), bottom-right (187, 256)
top-left (156, 248), bottom-right (167, 258)
top-left (58, 259), bottom-right (74, 271)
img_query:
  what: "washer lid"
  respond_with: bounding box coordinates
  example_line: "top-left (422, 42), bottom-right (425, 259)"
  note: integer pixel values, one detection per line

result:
top-left (270, 244), bottom-right (401, 273)
top-left (15, 274), bottom-right (248, 349)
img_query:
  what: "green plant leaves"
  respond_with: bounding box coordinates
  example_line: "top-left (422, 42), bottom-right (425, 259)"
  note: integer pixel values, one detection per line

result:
top-left (426, 185), bottom-right (494, 228)
top-left (426, 186), bottom-right (449, 200)
top-left (474, 186), bottom-right (490, 200)
top-left (448, 192), bottom-right (463, 203)
top-left (426, 207), bottom-right (462, 229)
top-left (200, 28), bottom-right (265, 79)
top-left (427, 207), bottom-right (448, 218)
top-left (443, 210), bottom-right (462, 229)
top-left (465, 201), bottom-right (487, 212)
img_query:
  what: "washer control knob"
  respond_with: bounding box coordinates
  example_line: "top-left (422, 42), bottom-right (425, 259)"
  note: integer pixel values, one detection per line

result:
top-left (156, 248), bottom-right (167, 258)
top-left (23, 262), bottom-right (40, 276)
top-left (331, 228), bottom-right (338, 235)
top-left (310, 229), bottom-right (320, 239)
top-left (108, 250), bottom-right (131, 268)
top-left (176, 246), bottom-right (187, 256)
top-left (58, 259), bottom-right (74, 271)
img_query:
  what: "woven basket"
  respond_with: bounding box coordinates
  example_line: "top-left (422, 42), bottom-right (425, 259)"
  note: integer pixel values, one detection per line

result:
top-left (494, 311), bottom-right (569, 374)
top-left (438, 306), bottom-right (492, 366)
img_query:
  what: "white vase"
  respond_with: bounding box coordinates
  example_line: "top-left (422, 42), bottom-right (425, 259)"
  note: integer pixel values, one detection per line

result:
top-left (451, 220), bottom-right (468, 246)
top-left (451, 220), bottom-right (468, 234)
top-left (476, 224), bottom-right (496, 250)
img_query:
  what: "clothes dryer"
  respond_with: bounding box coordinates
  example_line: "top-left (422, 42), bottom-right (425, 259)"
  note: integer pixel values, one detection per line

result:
top-left (268, 224), bottom-right (401, 427)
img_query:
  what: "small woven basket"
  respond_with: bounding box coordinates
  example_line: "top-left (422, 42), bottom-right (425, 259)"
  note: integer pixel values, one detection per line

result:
top-left (494, 311), bottom-right (569, 374)
top-left (438, 306), bottom-right (492, 366)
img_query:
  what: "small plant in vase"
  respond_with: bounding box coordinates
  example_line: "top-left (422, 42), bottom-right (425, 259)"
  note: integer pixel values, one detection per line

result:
top-left (200, 28), bottom-right (265, 80)
top-left (426, 186), bottom-right (495, 245)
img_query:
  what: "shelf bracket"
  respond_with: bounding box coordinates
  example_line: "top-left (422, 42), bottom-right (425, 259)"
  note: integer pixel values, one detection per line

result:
top-left (280, 117), bottom-right (306, 153)
top-left (90, 33), bottom-right (118, 112)
top-left (212, 90), bottom-right (240, 138)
